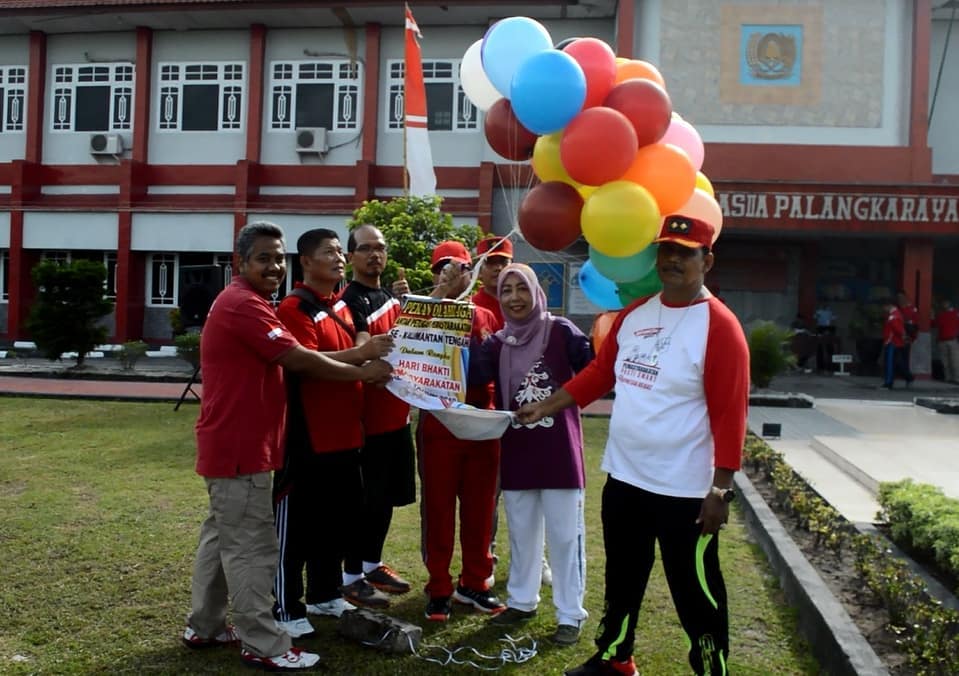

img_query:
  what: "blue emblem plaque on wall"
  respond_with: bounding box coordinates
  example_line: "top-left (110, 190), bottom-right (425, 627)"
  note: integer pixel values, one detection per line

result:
top-left (740, 24), bottom-right (803, 86)
top-left (529, 262), bottom-right (566, 311)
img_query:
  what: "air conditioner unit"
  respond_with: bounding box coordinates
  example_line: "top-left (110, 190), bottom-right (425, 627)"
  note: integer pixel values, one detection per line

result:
top-left (89, 133), bottom-right (123, 155)
top-left (295, 127), bottom-right (329, 154)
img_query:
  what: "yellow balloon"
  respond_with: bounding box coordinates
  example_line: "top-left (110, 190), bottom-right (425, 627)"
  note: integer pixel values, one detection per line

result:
top-left (695, 171), bottom-right (714, 197)
top-left (532, 132), bottom-right (573, 184)
top-left (577, 184), bottom-right (597, 201)
top-left (581, 181), bottom-right (661, 257)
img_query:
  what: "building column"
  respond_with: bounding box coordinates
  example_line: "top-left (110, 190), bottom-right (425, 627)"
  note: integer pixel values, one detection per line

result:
top-left (901, 237), bottom-right (934, 377)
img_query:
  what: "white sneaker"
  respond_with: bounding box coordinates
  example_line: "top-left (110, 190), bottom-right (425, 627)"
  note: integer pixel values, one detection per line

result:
top-left (306, 598), bottom-right (356, 618)
top-left (241, 647), bottom-right (320, 671)
top-left (541, 558), bottom-right (553, 587)
top-left (275, 616), bottom-right (315, 638)
top-left (485, 573), bottom-right (495, 587)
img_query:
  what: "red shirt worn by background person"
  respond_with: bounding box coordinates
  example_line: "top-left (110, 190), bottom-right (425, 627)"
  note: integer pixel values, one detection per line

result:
top-left (277, 282), bottom-right (363, 453)
top-left (471, 288), bottom-right (504, 330)
top-left (933, 306), bottom-right (959, 341)
top-left (883, 307), bottom-right (906, 348)
top-left (195, 277), bottom-right (299, 478)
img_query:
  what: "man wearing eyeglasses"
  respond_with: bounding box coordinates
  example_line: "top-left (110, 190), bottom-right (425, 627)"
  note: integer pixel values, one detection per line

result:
top-left (339, 224), bottom-right (416, 599)
top-left (418, 241), bottom-right (506, 622)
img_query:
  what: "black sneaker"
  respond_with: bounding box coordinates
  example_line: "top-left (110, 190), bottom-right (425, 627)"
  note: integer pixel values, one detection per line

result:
top-left (452, 585), bottom-right (506, 614)
top-left (364, 565), bottom-right (411, 594)
top-left (340, 579), bottom-right (390, 609)
top-left (490, 606), bottom-right (536, 625)
top-left (425, 595), bottom-right (452, 621)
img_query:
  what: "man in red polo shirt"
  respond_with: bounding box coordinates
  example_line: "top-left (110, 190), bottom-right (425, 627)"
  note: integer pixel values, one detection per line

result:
top-left (273, 229), bottom-right (393, 639)
top-left (471, 235), bottom-right (513, 330)
top-left (881, 297), bottom-right (914, 389)
top-left (185, 221), bottom-right (390, 673)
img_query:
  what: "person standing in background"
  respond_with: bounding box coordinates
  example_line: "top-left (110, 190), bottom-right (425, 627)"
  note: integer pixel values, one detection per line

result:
top-left (933, 297), bottom-right (959, 382)
top-left (881, 297), bottom-right (914, 389)
top-left (471, 235), bottom-right (513, 329)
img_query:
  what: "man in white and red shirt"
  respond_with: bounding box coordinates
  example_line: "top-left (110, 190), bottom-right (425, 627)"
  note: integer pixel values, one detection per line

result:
top-left (518, 215), bottom-right (749, 676)
top-left (186, 221), bottom-right (390, 673)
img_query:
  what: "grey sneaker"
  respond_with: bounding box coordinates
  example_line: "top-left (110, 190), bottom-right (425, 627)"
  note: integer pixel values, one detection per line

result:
top-left (552, 623), bottom-right (581, 646)
top-left (490, 606), bottom-right (536, 625)
top-left (275, 616), bottom-right (316, 638)
top-left (340, 579), bottom-right (390, 609)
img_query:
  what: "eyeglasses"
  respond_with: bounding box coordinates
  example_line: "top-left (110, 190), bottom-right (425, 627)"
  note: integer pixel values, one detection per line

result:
top-left (353, 243), bottom-right (388, 254)
top-left (432, 260), bottom-right (471, 275)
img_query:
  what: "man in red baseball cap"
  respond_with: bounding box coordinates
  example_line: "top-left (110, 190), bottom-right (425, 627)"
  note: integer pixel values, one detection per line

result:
top-left (419, 240), bottom-right (505, 622)
top-left (472, 236), bottom-right (514, 330)
top-left (515, 212), bottom-right (748, 676)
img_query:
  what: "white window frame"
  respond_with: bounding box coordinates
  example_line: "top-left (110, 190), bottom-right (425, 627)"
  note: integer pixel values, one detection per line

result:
top-left (50, 63), bottom-right (133, 132)
top-left (156, 61), bottom-right (245, 132)
top-left (385, 58), bottom-right (477, 132)
top-left (147, 253), bottom-right (178, 306)
top-left (0, 66), bottom-right (26, 133)
top-left (0, 250), bottom-right (9, 302)
top-left (268, 60), bottom-right (361, 131)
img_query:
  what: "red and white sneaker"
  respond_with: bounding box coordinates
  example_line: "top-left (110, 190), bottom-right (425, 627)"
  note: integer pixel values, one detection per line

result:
top-left (240, 647), bottom-right (320, 671)
top-left (181, 624), bottom-right (239, 649)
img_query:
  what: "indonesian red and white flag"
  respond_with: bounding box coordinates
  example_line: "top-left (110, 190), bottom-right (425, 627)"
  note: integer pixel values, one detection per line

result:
top-left (404, 4), bottom-right (436, 197)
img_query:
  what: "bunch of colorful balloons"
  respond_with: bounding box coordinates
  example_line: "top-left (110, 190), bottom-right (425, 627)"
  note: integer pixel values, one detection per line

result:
top-left (459, 16), bottom-right (723, 310)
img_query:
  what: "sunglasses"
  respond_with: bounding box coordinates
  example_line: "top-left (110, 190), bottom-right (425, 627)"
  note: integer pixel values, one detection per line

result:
top-left (432, 260), bottom-right (471, 275)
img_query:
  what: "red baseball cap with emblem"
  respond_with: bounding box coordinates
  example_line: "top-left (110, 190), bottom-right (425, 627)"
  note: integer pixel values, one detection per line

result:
top-left (431, 240), bottom-right (472, 268)
top-left (475, 236), bottom-right (514, 259)
top-left (652, 215), bottom-right (715, 249)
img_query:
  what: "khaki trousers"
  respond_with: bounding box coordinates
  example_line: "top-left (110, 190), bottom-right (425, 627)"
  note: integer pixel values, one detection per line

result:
top-left (187, 472), bottom-right (290, 657)
top-left (941, 339), bottom-right (959, 382)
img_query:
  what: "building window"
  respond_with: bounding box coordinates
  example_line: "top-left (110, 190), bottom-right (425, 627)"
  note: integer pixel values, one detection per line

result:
top-left (386, 59), bottom-right (477, 132)
top-left (157, 62), bottom-right (245, 132)
top-left (0, 66), bottom-right (26, 133)
top-left (148, 253), bottom-right (178, 306)
top-left (268, 60), bottom-right (360, 131)
top-left (41, 250), bottom-right (71, 264)
top-left (0, 250), bottom-right (9, 302)
top-left (103, 252), bottom-right (117, 300)
top-left (51, 64), bottom-right (133, 132)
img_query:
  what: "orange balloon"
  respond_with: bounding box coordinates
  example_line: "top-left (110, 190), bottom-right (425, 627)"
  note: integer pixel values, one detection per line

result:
top-left (590, 310), bottom-right (619, 354)
top-left (622, 143), bottom-right (696, 214)
top-left (614, 59), bottom-right (666, 89)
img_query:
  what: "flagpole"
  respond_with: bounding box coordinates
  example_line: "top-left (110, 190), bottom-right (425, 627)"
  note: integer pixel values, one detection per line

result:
top-left (402, 3), bottom-right (410, 198)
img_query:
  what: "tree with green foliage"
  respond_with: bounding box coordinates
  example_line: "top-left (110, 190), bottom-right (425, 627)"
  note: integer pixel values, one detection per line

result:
top-left (346, 195), bottom-right (483, 295)
top-left (748, 321), bottom-right (796, 388)
top-left (26, 259), bottom-right (114, 367)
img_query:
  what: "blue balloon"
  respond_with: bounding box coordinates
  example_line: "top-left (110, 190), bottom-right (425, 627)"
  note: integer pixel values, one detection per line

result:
top-left (578, 260), bottom-right (623, 311)
top-left (589, 244), bottom-right (658, 283)
top-left (510, 50), bottom-right (586, 135)
top-left (481, 17), bottom-right (553, 97)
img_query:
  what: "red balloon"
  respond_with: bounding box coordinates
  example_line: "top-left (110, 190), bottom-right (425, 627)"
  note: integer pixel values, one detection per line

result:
top-left (484, 98), bottom-right (537, 161)
top-left (603, 79), bottom-right (672, 147)
top-left (518, 182), bottom-right (584, 251)
top-left (559, 107), bottom-right (638, 186)
top-left (562, 38), bottom-right (617, 109)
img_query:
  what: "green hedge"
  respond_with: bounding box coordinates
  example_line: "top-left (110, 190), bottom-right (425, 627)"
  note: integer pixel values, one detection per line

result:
top-left (878, 479), bottom-right (959, 591)
top-left (744, 436), bottom-right (959, 673)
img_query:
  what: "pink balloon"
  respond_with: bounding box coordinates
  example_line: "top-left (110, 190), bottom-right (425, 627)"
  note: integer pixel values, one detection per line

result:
top-left (660, 118), bottom-right (704, 171)
top-left (668, 188), bottom-right (723, 243)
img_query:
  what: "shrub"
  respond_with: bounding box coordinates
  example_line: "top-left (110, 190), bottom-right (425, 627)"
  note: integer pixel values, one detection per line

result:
top-left (26, 259), bottom-right (113, 367)
top-left (118, 340), bottom-right (149, 370)
top-left (748, 321), bottom-right (796, 388)
top-left (174, 332), bottom-right (201, 368)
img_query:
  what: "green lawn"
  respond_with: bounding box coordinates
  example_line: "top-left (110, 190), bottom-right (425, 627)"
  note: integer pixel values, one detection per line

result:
top-left (0, 399), bottom-right (817, 675)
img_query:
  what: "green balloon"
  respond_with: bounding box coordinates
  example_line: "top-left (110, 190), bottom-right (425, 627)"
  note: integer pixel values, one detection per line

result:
top-left (589, 244), bottom-right (658, 283)
top-left (616, 266), bottom-right (662, 305)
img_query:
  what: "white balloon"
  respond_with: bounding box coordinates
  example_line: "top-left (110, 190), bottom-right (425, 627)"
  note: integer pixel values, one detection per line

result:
top-left (459, 39), bottom-right (501, 112)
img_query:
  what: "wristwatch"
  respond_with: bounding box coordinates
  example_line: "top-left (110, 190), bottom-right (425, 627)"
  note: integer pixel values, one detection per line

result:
top-left (710, 486), bottom-right (736, 503)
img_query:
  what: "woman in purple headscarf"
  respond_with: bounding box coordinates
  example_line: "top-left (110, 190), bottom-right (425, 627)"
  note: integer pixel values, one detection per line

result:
top-left (470, 262), bottom-right (594, 646)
